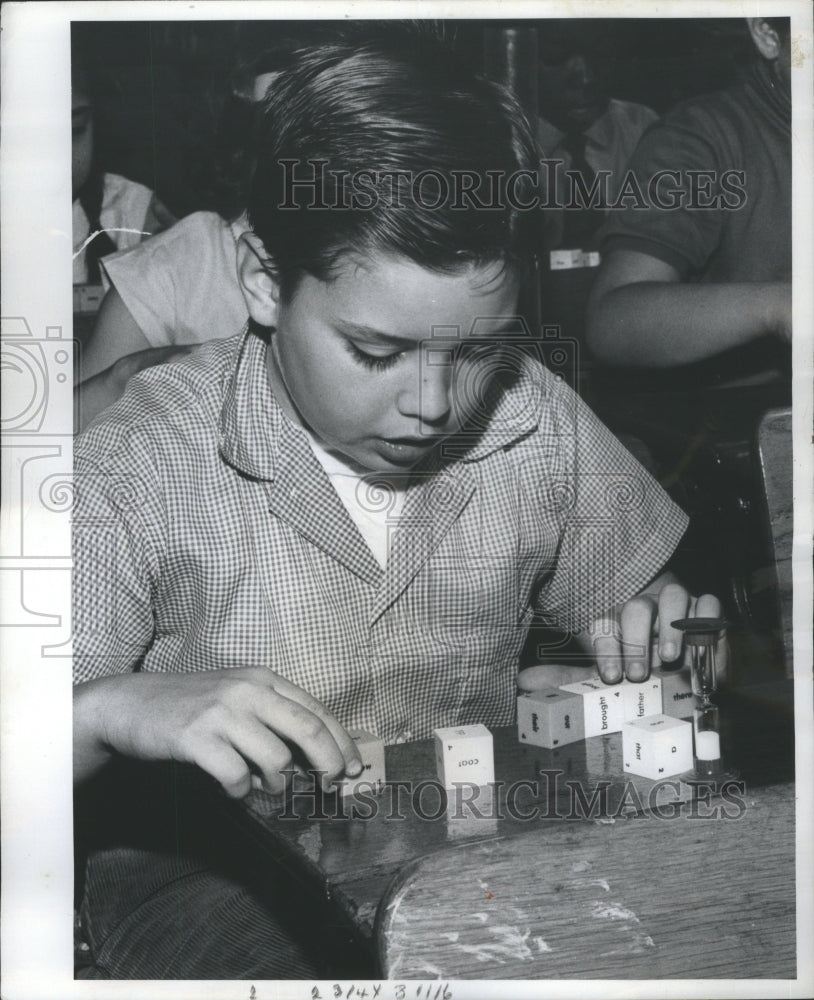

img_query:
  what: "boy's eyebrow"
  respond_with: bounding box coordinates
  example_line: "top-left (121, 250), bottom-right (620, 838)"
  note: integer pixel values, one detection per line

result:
top-left (334, 319), bottom-right (520, 344)
top-left (334, 321), bottom-right (416, 347)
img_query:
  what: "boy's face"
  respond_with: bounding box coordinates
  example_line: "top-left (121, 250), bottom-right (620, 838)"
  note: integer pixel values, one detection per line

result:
top-left (264, 254), bottom-right (521, 472)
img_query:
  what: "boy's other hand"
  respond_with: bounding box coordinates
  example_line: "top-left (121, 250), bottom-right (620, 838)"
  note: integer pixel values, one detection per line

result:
top-left (74, 667), bottom-right (364, 797)
top-left (578, 579), bottom-right (727, 684)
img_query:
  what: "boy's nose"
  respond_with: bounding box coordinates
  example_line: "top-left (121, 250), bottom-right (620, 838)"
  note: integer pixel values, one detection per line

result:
top-left (397, 361), bottom-right (453, 427)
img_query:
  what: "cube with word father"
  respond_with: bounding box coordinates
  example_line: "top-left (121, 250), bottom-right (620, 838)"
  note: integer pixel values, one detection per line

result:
top-left (517, 687), bottom-right (585, 749)
top-left (434, 724), bottom-right (494, 789)
top-left (618, 676), bottom-right (663, 722)
top-left (335, 729), bottom-right (386, 798)
top-left (622, 714), bottom-right (693, 780)
top-left (559, 679), bottom-right (624, 738)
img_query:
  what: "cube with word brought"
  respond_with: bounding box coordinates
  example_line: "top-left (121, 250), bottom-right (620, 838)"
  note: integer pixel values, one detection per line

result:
top-left (618, 676), bottom-right (663, 722)
top-left (653, 666), bottom-right (695, 719)
top-left (335, 729), bottom-right (386, 798)
top-left (559, 679), bottom-right (624, 738)
top-left (517, 687), bottom-right (585, 749)
top-left (434, 724), bottom-right (494, 789)
top-left (622, 714), bottom-right (693, 780)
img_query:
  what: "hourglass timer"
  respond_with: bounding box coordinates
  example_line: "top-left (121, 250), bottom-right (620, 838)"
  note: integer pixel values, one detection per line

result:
top-left (671, 617), bottom-right (737, 784)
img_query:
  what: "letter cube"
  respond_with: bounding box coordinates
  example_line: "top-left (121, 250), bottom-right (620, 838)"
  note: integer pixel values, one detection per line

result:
top-left (653, 665), bottom-right (695, 719)
top-left (622, 714), bottom-right (693, 780)
top-left (618, 676), bottom-right (663, 721)
top-left (517, 687), bottom-right (585, 749)
top-left (336, 729), bottom-right (386, 797)
top-left (559, 679), bottom-right (624, 738)
top-left (434, 724), bottom-right (494, 789)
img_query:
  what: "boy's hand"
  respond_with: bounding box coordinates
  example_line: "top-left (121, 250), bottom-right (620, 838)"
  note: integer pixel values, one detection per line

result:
top-left (74, 667), bottom-right (364, 797)
top-left (578, 579), bottom-right (727, 684)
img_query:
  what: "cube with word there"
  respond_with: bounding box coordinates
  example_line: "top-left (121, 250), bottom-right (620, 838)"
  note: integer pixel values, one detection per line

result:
top-left (434, 724), bottom-right (494, 789)
top-left (335, 729), bottom-right (386, 798)
top-left (652, 665), bottom-right (695, 719)
top-left (559, 678), bottom-right (624, 738)
top-left (622, 714), bottom-right (693, 780)
top-left (517, 687), bottom-right (585, 749)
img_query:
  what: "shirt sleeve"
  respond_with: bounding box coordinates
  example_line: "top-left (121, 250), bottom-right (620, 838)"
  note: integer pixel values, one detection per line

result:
top-left (600, 104), bottom-right (727, 278)
top-left (533, 377), bottom-right (688, 633)
top-left (101, 236), bottom-right (179, 349)
top-left (72, 429), bottom-right (165, 683)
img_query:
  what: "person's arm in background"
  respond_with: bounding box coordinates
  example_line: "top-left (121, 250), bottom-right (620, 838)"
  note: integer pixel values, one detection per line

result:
top-left (75, 341), bottom-right (196, 432)
top-left (585, 248), bottom-right (791, 367)
top-left (77, 287), bottom-right (153, 383)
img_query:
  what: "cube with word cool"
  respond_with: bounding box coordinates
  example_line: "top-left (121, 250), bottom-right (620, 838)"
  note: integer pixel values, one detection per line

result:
top-left (622, 714), bottom-right (693, 780)
top-left (434, 724), bottom-right (494, 789)
top-left (335, 729), bottom-right (386, 798)
top-left (559, 679), bottom-right (624, 738)
top-left (517, 687), bottom-right (585, 749)
top-left (618, 676), bottom-right (663, 722)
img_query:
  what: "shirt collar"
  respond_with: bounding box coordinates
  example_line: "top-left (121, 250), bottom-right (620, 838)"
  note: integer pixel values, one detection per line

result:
top-left (217, 322), bottom-right (289, 480)
top-left (538, 102), bottom-right (614, 155)
top-left (217, 323), bottom-right (541, 478)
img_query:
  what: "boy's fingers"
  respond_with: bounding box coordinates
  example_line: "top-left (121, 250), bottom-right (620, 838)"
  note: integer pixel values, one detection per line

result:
top-left (193, 737), bottom-right (254, 799)
top-left (593, 634), bottom-right (623, 684)
top-left (187, 724), bottom-right (293, 797)
top-left (620, 596), bottom-right (656, 681)
top-left (657, 583), bottom-right (690, 664)
top-left (258, 674), bottom-right (364, 780)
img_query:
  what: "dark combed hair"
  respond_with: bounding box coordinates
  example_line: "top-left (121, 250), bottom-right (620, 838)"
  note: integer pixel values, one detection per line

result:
top-left (247, 38), bottom-right (543, 295)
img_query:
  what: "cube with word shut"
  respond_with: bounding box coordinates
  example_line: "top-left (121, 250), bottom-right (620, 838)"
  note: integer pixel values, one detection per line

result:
top-left (622, 714), bottom-right (693, 780)
top-left (335, 729), bottom-right (386, 798)
top-left (618, 676), bottom-right (663, 722)
top-left (652, 665), bottom-right (695, 719)
top-left (517, 687), bottom-right (585, 749)
top-left (559, 679), bottom-right (624, 738)
top-left (434, 724), bottom-right (494, 789)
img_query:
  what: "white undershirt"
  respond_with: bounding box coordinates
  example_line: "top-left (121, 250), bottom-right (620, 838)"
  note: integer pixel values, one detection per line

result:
top-left (306, 433), bottom-right (407, 569)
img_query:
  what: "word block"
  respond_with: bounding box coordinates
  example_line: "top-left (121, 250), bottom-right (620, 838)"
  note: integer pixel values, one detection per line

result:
top-left (622, 714), bottom-right (693, 780)
top-left (619, 677), bottom-right (663, 722)
top-left (434, 724), bottom-right (494, 789)
top-left (653, 666), bottom-right (695, 718)
top-left (336, 729), bottom-right (386, 797)
top-left (559, 679), bottom-right (624, 738)
top-left (517, 687), bottom-right (585, 749)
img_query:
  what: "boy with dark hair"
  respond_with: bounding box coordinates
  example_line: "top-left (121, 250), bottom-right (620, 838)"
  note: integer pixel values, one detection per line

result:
top-left (73, 38), bottom-right (721, 979)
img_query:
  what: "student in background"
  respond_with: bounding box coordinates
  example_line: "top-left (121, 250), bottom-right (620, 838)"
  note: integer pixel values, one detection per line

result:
top-left (536, 23), bottom-right (657, 349)
top-left (75, 35), bottom-right (324, 429)
top-left (72, 55), bottom-right (174, 287)
top-left (585, 17), bottom-right (791, 381)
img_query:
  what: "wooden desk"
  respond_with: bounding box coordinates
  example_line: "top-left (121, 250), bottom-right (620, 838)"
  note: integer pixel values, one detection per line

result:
top-left (227, 684), bottom-right (796, 979)
top-left (376, 781), bottom-right (795, 979)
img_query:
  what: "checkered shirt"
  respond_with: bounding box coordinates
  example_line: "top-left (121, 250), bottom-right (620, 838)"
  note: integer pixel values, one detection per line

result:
top-left (73, 326), bottom-right (687, 743)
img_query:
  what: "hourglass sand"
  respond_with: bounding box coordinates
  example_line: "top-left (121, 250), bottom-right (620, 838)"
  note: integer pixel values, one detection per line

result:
top-left (671, 617), bottom-right (738, 785)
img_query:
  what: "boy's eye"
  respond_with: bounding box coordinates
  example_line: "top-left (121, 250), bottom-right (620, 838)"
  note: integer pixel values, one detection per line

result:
top-left (346, 341), bottom-right (403, 372)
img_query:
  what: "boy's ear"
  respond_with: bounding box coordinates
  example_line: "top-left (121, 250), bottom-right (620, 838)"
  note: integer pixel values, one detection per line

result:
top-left (746, 18), bottom-right (782, 61)
top-left (237, 232), bottom-right (280, 328)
